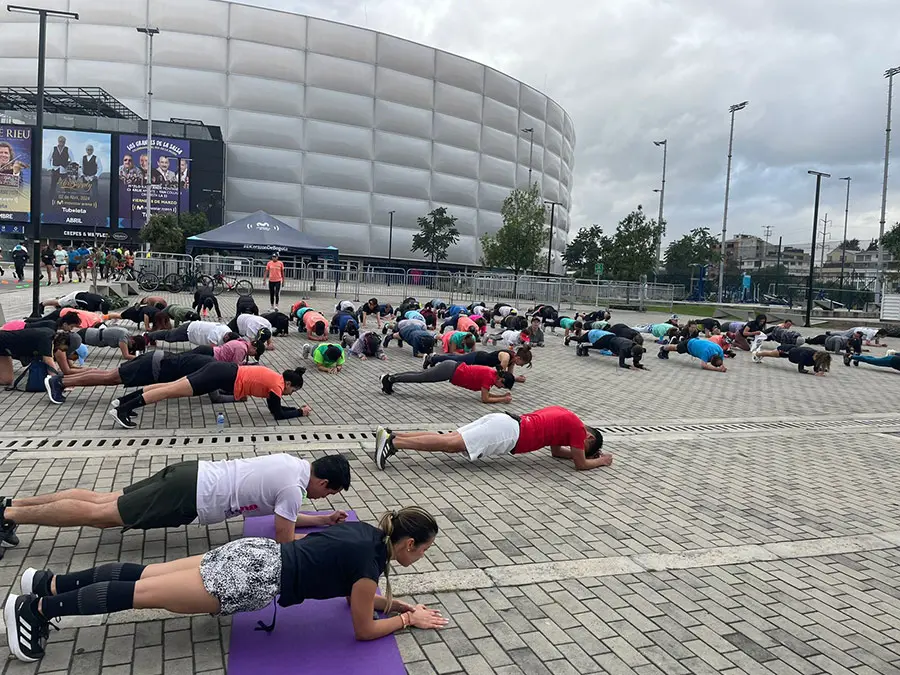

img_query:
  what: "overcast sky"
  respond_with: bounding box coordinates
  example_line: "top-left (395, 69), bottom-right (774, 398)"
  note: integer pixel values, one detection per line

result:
top-left (240, 0), bottom-right (900, 249)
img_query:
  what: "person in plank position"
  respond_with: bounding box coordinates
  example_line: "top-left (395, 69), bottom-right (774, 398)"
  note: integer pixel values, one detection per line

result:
top-left (373, 406), bottom-right (610, 471)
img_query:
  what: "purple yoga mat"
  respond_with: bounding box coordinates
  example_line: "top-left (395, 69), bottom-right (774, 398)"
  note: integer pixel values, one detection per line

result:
top-left (228, 511), bottom-right (406, 675)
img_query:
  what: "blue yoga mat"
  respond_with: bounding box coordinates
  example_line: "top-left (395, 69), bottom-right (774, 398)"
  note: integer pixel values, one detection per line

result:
top-left (228, 511), bottom-right (406, 675)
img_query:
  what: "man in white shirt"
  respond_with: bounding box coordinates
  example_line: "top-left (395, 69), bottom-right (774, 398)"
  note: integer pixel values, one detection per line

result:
top-left (0, 454), bottom-right (351, 546)
top-left (187, 320), bottom-right (234, 347)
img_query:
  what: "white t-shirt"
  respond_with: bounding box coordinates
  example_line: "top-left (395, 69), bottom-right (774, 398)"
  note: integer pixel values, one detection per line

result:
top-left (338, 300), bottom-right (356, 312)
top-left (187, 321), bottom-right (232, 346)
top-left (237, 313), bottom-right (272, 339)
top-left (57, 290), bottom-right (81, 307)
top-left (498, 306), bottom-right (515, 317)
top-left (194, 453), bottom-right (310, 525)
top-left (53, 250), bottom-right (68, 265)
top-left (853, 327), bottom-right (880, 341)
top-left (501, 330), bottom-right (524, 347)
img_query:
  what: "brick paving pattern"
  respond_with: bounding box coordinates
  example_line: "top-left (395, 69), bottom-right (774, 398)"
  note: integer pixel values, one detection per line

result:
top-left (0, 284), bottom-right (896, 673)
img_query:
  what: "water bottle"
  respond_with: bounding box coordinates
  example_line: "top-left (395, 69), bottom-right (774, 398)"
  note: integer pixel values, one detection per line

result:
top-left (216, 412), bottom-right (225, 428)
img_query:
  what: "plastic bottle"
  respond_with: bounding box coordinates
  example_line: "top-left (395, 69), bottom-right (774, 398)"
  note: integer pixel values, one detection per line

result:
top-left (216, 412), bottom-right (225, 428)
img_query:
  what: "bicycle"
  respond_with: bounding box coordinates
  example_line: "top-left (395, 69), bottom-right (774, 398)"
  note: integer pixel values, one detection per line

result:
top-left (162, 265), bottom-right (214, 293)
top-left (109, 265), bottom-right (161, 292)
top-left (205, 269), bottom-right (253, 296)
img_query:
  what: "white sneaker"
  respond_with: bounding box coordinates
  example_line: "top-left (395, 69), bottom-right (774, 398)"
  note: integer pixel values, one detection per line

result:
top-left (302, 343), bottom-right (312, 359)
top-left (374, 426), bottom-right (389, 470)
top-left (752, 353), bottom-right (762, 363)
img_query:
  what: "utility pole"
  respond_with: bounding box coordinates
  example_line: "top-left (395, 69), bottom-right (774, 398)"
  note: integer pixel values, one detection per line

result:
top-left (877, 66), bottom-right (900, 303)
top-left (775, 236), bottom-right (783, 296)
top-left (762, 225), bottom-right (773, 267)
top-left (805, 170), bottom-right (831, 327)
top-left (653, 139), bottom-right (667, 265)
top-left (137, 26), bottom-right (160, 231)
top-left (8, 4), bottom-right (80, 316)
top-left (521, 127), bottom-right (535, 187)
top-left (718, 100), bottom-right (749, 303)
top-left (839, 176), bottom-right (851, 290)
top-left (819, 213), bottom-right (831, 268)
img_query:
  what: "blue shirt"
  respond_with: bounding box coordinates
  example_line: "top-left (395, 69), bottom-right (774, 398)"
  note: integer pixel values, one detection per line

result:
top-left (447, 305), bottom-right (467, 317)
top-left (587, 329), bottom-right (612, 344)
top-left (68, 250), bottom-right (79, 264)
top-left (405, 310), bottom-right (425, 322)
top-left (687, 338), bottom-right (724, 363)
top-left (336, 313), bottom-right (355, 331)
top-left (77, 247), bottom-right (90, 259)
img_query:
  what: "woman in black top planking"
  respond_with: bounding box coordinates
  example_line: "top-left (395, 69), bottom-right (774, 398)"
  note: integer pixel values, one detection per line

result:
top-left (5, 507), bottom-right (447, 663)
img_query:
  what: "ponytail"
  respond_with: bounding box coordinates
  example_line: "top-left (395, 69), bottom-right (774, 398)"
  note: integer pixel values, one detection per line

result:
top-left (515, 345), bottom-right (533, 368)
top-left (377, 507), bottom-right (438, 614)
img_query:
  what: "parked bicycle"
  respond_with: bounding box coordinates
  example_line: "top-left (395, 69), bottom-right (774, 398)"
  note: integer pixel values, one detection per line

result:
top-left (162, 265), bottom-right (214, 294)
top-left (109, 265), bottom-right (161, 293)
top-left (204, 269), bottom-right (253, 296)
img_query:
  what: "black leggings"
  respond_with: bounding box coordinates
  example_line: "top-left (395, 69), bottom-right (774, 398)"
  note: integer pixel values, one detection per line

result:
top-left (269, 281), bottom-right (282, 306)
top-left (430, 351), bottom-right (502, 368)
top-left (185, 361), bottom-right (239, 395)
top-left (393, 360), bottom-right (458, 384)
top-left (148, 323), bottom-right (190, 343)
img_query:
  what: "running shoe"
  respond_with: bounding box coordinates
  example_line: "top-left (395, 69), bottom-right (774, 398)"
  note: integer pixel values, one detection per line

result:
top-left (44, 375), bottom-right (65, 405)
top-left (108, 407), bottom-right (137, 429)
top-left (657, 346), bottom-right (669, 359)
top-left (843, 353), bottom-right (852, 367)
top-left (382, 333), bottom-right (392, 348)
top-left (853, 359), bottom-right (859, 367)
top-left (374, 427), bottom-right (396, 470)
top-left (5, 593), bottom-right (51, 662)
top-left (422, 354), bottom-right (431, 369)
top-left (301, 343), bottom-right (312, 360)
top-left (380, 374), bottom-right (394, 395)
top-left (564, 336), bottom-right (571, 346)
top-left (752, 352), bottom-right (763, 364)
top-left (19, 569), bottom-right (52, 597)
top-left (0, 520), bottom-right (18, 548)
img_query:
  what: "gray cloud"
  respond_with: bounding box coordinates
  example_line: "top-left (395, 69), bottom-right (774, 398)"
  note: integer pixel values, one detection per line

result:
top-left (235, 0), bottom-right (900, 248)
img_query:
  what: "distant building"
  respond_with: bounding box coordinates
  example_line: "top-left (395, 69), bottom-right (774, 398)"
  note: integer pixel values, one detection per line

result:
top-left (818, 244), bottom-right (900, 288)
top-left (723, 234), bottom-right (808, 274)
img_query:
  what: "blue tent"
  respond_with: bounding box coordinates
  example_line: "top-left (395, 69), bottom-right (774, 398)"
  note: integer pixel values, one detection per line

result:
top-left (186, 210), bottom-right (338, 261)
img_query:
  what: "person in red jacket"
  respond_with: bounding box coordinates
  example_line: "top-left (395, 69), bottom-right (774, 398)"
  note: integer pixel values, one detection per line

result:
top-left (373, 406), bottom-right (610, 471)
top-left (380, 362), bottom-right (513, 403)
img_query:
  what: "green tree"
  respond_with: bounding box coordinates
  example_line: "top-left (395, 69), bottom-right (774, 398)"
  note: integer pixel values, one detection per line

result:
top-left (563, 225), bottom-right (604, 278)
top-left (841, 238), bottom-right (861, 251)
top-left (480, 184), bottom-right (547, 276)
top-left (880, 223), bottom-right (900, 261)
top-left (664, 226), bottom-right (722, 275)
top-left (140, 212), bottom-right (211, 253)
top-left (601, 205), bottom-right (665, 280)
top-left (411, 206), bottom-right (460, 270)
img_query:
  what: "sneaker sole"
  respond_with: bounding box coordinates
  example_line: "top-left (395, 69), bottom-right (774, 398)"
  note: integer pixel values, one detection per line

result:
top-left (43, 377), bottom-right (62, 405)
top-left (108, 409), bottom-right (136, 429)
top-left (19, 568), bottom-right (36, 595)
top-left (374, 427), bottom-right (388, 470)
top-left (5, 594), bottom-right (35, 663)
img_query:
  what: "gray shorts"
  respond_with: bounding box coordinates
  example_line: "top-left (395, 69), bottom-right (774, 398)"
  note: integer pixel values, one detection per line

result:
top-left (199, 537), bottom-right (281, 616)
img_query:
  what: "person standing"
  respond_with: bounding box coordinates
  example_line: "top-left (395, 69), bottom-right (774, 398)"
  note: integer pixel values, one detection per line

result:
top-left (11, 243), bottom-right (28, 282)
top-left (40, 246), bottom-right (54, 286)
top-left (52, 244), bottom-right (68, 284)
top-left (47, 135), bottom-right (70, 202)
top-left (66, 246), bottom-right (79, 283)
top-left (264, 253), bottom-right (284, 311)
top-left (81, 144), bottom-right (103, 202)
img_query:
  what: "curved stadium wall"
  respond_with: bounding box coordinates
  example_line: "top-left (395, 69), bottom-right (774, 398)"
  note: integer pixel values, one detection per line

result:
top-left (0, 0), bottom-right (576, 269)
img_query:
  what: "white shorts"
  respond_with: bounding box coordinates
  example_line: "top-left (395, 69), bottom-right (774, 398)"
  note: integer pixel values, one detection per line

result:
top-left (459, 413), bottom-right (520, 461)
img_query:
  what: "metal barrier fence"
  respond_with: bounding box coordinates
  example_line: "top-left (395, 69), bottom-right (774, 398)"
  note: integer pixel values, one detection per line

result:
top-left (131, 253), bottom-right (677, 311)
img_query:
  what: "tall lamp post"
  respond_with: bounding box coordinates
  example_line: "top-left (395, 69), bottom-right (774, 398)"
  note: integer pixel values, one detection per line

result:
top-left (8, 4), bottom-right (79, 316)
top-left (137, 26), bottom-right (159, 234)
top-left (805, 170), bottom-right (831, 327)
top-left (653, 139), bottom-right (667, 265)
top-left (544, 200), bottom-right (560, 276)
top-left (717, 100), bottom-right (749, 303)
top-left (387, 210), bottom-right (395, 264)
top-left (877, 66), bottom-right (900, 303)
top-left (521, 127), bottom-right (534, 187)
top-left (839, 176), bottom-right (851, 290)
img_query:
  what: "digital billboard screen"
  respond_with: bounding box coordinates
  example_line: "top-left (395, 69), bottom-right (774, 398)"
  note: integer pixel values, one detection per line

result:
top-left (118, 135), bottom-right (190, 228)
top-left (0, 124), bottom-right (31, 224)
top-left (41, 129), bottom-right (111, 229)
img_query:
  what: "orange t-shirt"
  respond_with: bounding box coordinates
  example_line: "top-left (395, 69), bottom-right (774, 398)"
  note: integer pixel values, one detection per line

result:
top-left (303, 311), bottom-right (327, 331)
top-left (61, 307), bottom-right (104, 328)
top-left (266, 260), bottom-right (285, 283)
top-left (233, 366), bottom-right (284, 401)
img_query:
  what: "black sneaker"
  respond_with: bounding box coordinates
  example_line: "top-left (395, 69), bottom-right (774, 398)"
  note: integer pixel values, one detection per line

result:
top-left (0, 522), bottom-right (18, 548)
top-left (843, 353), bottom-right (851, 367)
top-left (564, 336), bottom-right (571, 346)
top-left (658, 346), bottom-right (669, 360)
top-left (19, 569), bottom-right (52, 597)
top-left (422, 354), bottom-right (431, 369)
top-left (380, 374), bottom-right (394, 395)
top-left (44, 375), bottom-right (65, 405)
top-left (5, 594), bottom-right (51, 662)
top-left (382, 333), bottom-right (392, 348)
top-left (108, 407), bottom-right (137, 429)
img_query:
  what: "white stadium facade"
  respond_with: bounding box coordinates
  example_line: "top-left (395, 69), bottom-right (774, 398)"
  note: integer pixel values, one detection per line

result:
top-left (0, 0), bottom-right (576, 269)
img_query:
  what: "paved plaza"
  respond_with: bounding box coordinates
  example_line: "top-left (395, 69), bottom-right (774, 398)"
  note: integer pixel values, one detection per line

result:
top-left (0, 283), bottom-right (898, 674)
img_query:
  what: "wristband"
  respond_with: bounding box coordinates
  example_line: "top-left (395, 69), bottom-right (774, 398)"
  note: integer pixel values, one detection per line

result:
top-left (401, 612), bottom-right (411, 628)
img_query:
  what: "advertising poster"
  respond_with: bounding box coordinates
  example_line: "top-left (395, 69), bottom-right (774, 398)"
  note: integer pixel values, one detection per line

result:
top-left (0, 124), bottom-right (32, 223)
top-left (118, 135), bottom-right (190, 229)
top-left (41, 129), bottom-right (111, 228)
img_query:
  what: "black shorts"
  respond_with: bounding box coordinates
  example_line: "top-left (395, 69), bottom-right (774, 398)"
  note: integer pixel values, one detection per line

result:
top-left (186, 361), bottom-right (238, 396)
top-left (676, 340), bottom-right (690, 355)
top-left (117, 460), bottom-right (199, 530)
top-left (118, 354), bottom-right (156, 387)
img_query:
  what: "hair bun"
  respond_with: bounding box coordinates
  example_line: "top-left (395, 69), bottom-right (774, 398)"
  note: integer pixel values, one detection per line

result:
top-left (295, 366), bottom-right (307, 375)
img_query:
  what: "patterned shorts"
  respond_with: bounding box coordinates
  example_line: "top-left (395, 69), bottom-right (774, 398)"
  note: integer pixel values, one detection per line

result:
top-left (199, 537), bottom-right (281, 616)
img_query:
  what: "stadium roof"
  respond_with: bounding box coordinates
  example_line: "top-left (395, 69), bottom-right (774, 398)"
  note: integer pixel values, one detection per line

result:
top-left (0, 87), bottom-right (140, 120)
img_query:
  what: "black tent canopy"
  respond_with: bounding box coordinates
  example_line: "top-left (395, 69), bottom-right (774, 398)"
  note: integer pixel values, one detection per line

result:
top-left (186, 211), bottom-right (338, 261)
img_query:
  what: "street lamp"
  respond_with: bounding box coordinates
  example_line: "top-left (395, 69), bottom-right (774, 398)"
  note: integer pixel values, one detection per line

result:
top-left (839, 176), bottom-right (851, 290)
top-left (387, 210), bottom-right (395, 264)
top-left (877, 66), bottom-right (900, 303)
top-left (717, 100), bottom-right (749, 303)
top-left (8, 4), bottom-right (79, 316)
top-left (805, 170), bottom-right (831, 327)
top-left (653, 139), bottom-right (667, 264)
top-left (543, 200), bottom-right (560, 276)
top-left (137, 26), bottom-right (160, 230)
top-left (521, 127), bottom-right (535, 187)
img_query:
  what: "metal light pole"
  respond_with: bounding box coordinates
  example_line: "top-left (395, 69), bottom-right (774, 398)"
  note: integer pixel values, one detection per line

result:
top-left (137, 26), bottom-right (159, 231)
top-left (805, 170), bottom-right (831, 327)
top-left (839, 176), bottom-right (851, 290)
top-left (521, 127), bottom-right (534, 187)
top-left (544, 200), bottom-right (560, 276)
top-left (8, 4), bottom-right (79, 316)
top-left (387, 210), bottom-right (395, 264)
top-left (877, 66), bottom-right (900, 303)
top-left (717, 100), bottom-right (749, 303)
top-left (653, 139), bottom-right (667, 264)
